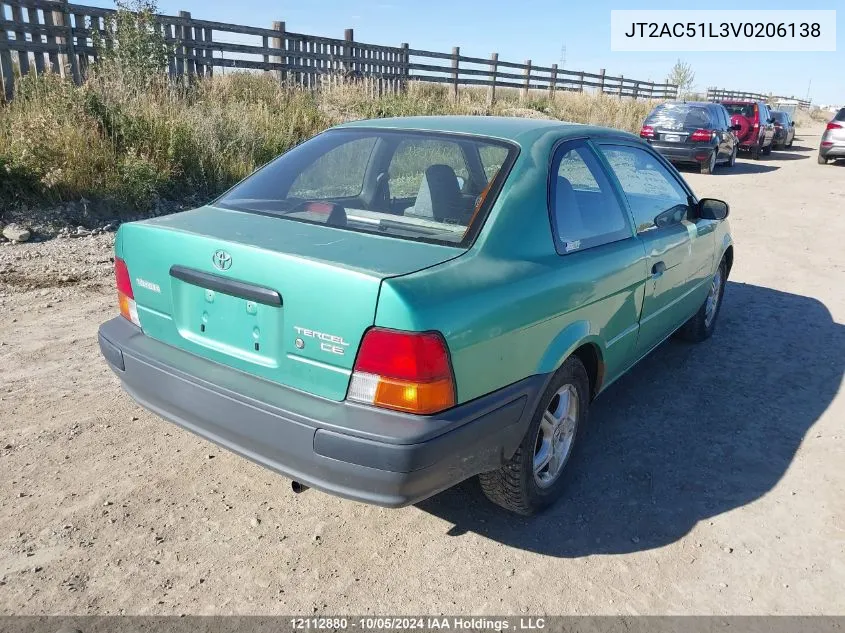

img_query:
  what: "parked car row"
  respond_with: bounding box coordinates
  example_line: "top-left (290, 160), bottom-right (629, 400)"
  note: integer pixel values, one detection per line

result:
top-left (640, 99), bottom-right (797, 174)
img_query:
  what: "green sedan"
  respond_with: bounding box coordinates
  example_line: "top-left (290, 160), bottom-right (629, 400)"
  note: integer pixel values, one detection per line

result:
top-left (98, 116), bottom-right (733, 515)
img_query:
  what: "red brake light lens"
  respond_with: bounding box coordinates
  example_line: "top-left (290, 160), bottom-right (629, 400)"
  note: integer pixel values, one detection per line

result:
top-left (347, 328), bottom-right (455, 415)
top-left (689, 129), bottom-right (713, 142)
top-left (827, 122), bottom-right (843, 131)
top-left (115, 257), bottom-right (134, 299)
top-left (115, 257), bottom-right (140, 326)
top-left (639, 125), bottom-right (655, 139)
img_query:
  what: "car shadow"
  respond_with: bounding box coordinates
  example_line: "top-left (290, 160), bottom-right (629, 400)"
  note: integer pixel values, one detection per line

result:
top-left (768, 151), bottom-right (809, 161)
top-left (674, 162), bottom-right (779, 176)
top-left (416, 282), bottom-right (844, 557)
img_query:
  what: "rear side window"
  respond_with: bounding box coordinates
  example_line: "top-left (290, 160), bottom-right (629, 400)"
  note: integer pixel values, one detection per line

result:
top-left (645, 104), bottom-right (712, 130)
top-left (599, 145), bottom-right (690, 233)
top-left (549, 141), bottom-right (631, 254)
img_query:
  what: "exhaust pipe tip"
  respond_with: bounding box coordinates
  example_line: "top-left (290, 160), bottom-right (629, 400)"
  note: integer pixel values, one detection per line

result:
top-left (291, 481), bottom-right (309, 494)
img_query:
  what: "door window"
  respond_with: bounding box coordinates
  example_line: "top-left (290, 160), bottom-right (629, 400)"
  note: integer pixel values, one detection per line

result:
top-left (599, 145), bottom-right (690, 232)
top-left (549, 141), bottom-right (631, 254)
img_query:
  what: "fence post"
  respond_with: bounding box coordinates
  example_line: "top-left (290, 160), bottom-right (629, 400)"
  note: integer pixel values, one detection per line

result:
top-left (598, 68), bottom-right (605, 95)
top-left (486, 52), bottom-right (498, 107)
top-left (617, 74), bottom-right (623, 99)
top-left (10, 4), bottom-right (30, 76)
top-left (204, 27), bottom-right (213, 76)
top-left (632, 81), bottom-right (639, 100)
top-left (179, 11), bottom-right (195, 78)
top-left (58, 2), bottom-right (80, 84)
top-left (451, 46), bottom-right (459, 101)
top-left (549, 63), bottom-right (557, 100)
top-left (271, 21), bottom-right (285, 82)
top-left (0, 2), bottom-right (13, 101)
top-left (344, 28), bottom-right (355, 78)
top-left (521, 59), bottom-right (531, 102)
top-left (42, 8), bottom-right (62, 75)
top-left (400, 42), bottom-right (409, 92)
top-left (74, 11), bottom-right (88, 78)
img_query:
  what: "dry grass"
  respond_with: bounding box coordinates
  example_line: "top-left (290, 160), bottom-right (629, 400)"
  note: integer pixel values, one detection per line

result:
top-left (0, 72), bottom-right (659, 216)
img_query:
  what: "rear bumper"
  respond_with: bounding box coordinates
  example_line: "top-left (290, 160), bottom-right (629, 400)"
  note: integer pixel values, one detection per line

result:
top-left (649, 143), bottom-right (712, 164)
top-left (98, 317), bottom-right (541, 507)
top-left (819, 141), bottom-right (845, 159)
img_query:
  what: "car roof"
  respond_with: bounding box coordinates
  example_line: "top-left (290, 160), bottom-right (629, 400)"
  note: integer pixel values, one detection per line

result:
top-left (335, 115), bottom-right (638, 146)
top-left (656, 101), bottom-right (717, 107)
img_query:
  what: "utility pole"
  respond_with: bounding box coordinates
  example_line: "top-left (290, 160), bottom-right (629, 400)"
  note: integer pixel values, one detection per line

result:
top-left (805, 78), bottom-right (812, 103)
top-left (559, 44), bottom-right (567, 70)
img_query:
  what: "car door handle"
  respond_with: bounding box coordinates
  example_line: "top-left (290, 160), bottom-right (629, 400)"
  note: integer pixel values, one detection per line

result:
top-left (651, 261), bottom-right (666, 278)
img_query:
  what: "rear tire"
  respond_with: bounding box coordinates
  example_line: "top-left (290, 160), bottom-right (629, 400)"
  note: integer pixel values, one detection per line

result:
top-left (762, 142), bottom-right (772, 156)
top-left (751, 144), bottom-right (761, 160)
top-left (727, 146), bottom-right (737, 168)
top-left (700, 151), bottom-right (716, 175)
top-left (675, 259), bottom-right (727, 343)
top-left (478, 356), bottom-right (590, 516)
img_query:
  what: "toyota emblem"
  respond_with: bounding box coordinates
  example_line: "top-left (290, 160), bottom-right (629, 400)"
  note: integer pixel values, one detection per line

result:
top-left (212, 250), bottom-right (232, 271)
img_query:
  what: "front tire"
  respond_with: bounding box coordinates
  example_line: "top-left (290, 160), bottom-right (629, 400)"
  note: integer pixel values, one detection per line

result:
top-left (479, 356), bottom-right (590, 516)
top-left (676, 259), bottom-right (727, 343)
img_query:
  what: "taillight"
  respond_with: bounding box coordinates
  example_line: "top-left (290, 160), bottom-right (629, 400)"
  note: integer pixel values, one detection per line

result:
top-left (689, 129), bottom-right (713, 142)
top-left (115, 257), bottom-right (140, 326)
top-left (827, 122), bottom-right (843, 130)
top-left (347, 328), bottom-right (455, 415)
top-left (639, 125), bottom-right (655, 139)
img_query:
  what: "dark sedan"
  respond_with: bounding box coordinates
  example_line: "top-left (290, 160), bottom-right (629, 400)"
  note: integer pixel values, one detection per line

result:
top-left (640, 102), bottom-right (739, 174)
top-left (771, 110), bottom-right (796, 149)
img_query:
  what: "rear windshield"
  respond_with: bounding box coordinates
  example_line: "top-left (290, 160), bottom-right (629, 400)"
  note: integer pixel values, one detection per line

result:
top-left (645, 104), bottom-right (712, 130)
top-left (835, 108), bottom-right (845, 122)
top-left (214, 129), bottom-right (517, 247)
top-left (723, 103), bottom-right (755, 118)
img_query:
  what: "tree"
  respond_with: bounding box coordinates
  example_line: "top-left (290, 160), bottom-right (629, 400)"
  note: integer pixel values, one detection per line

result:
top-left (93, 0), bottom-right (171, 91)
top-left (667, 59), bottom-right (695, 98)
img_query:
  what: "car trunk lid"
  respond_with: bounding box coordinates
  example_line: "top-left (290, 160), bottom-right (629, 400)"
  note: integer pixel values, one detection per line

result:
top-left (117, 205), bottom-right (463, 400)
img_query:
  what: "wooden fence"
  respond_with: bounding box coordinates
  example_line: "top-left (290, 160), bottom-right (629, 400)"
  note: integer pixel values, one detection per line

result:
top-left (707, 88), bottom-right (811, 110)
top-left (0, 0), bottom-right (679, 103)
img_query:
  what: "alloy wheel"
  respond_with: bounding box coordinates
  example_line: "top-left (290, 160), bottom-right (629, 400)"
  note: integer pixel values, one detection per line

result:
top-left (533, 384), bottom-right (579, 488)
top-left (704, 267), bottom-right (723, 327)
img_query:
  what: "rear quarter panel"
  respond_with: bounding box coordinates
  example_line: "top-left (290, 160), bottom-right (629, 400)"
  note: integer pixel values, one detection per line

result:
top-left (375, 128), bottom-right (649, 403)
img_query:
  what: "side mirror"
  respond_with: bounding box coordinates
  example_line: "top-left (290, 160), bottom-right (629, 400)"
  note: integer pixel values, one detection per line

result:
top-left (791, 121), bottom-right (796, 127)
top-left (698, 198), bottom-right (729, 221)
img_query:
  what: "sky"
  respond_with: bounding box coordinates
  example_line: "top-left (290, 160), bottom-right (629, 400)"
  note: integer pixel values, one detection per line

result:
top-left (86, 0), bottom-right (843, 105)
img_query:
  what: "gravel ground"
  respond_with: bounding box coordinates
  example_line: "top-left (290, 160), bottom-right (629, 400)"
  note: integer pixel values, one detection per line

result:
top-left (0, 124), bottom-right (843, 616)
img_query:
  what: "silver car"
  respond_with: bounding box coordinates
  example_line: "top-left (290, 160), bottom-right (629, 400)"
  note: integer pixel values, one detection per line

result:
top-left (819, 108), bottom-right (845, 164)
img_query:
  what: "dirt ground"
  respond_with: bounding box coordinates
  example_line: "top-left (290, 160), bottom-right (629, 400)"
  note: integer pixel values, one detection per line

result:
top-left (1, 124), bottom-right (843, 616)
